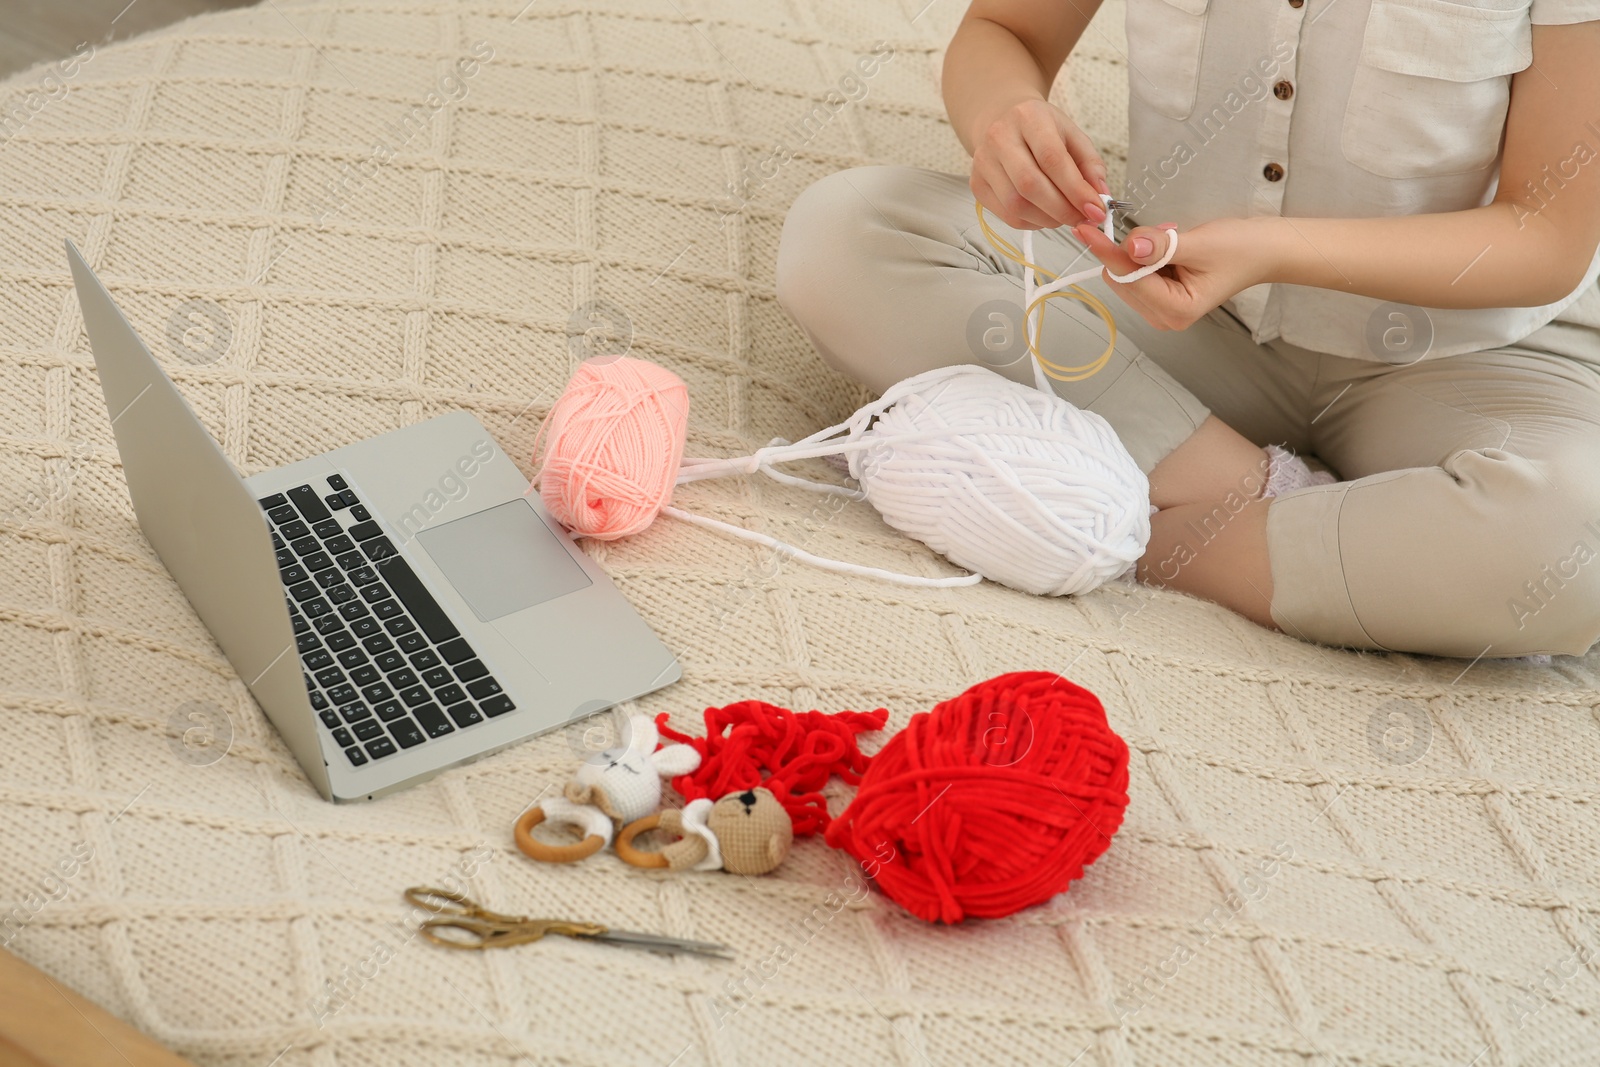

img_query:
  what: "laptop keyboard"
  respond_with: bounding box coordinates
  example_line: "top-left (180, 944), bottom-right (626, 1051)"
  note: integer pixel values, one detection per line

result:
top-left (257, 473), bottom-right (516, 769)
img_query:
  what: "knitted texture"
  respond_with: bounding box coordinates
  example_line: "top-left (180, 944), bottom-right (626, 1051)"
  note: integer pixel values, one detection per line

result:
top-left (1, 2), bottom-right (1598, 1065)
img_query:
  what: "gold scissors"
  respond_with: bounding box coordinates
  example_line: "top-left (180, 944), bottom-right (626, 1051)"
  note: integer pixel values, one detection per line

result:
top-left (403, 887), bottom-right (734, 960)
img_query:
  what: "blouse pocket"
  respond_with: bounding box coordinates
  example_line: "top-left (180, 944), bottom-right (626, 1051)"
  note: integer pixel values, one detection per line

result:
top-left (1341, 0), bottom-right (1532, 180)
top-left (1125, 0), bottom-right (1212, 122)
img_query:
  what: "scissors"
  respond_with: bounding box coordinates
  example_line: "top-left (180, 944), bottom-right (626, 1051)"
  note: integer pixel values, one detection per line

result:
top-left (403, 887), bottom-right (735, 960)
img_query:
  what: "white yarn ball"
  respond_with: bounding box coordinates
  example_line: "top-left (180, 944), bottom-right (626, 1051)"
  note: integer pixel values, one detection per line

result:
top-left (844, 365), bottom-right (1151, 596)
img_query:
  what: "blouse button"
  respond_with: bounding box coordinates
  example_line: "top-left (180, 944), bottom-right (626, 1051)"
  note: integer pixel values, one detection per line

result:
top-left (1288, 0), bottom-right (1304, 7)
top-left (1273, 80), bottom-right (1294, 101)
top-left (1263, 162), bottom-right (1285, 182)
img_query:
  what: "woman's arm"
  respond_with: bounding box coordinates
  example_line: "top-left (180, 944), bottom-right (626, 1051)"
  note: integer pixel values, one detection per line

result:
top-left (943, 0), bottom-right (1110, 229)
top-left (1075, 21), bottom-right (1600, 327)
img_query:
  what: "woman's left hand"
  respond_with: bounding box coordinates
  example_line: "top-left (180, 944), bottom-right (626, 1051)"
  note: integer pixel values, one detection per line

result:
top-left (1071, 216), bottom-right (1271, 331)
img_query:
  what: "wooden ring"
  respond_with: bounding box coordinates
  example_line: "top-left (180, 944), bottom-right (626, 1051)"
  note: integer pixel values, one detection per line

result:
top-left (513, 806), bottom-right (606, 864)
top-left (614, 813), bottom-right (671, 869)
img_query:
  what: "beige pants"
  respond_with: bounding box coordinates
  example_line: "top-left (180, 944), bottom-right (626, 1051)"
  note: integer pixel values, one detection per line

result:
top-left (775, 165), bottom-right (1600, 658)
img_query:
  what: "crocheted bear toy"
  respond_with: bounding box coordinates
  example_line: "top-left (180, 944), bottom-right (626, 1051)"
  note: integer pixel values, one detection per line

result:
top-left (618, 787), bottom-right (794, 876)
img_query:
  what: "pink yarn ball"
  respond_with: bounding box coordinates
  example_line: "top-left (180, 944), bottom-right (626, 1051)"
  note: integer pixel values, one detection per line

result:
top-left (530, 356), bottom-right (689, 540)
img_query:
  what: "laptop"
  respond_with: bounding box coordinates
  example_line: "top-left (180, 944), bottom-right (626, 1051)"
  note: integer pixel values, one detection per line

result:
top-left (65, 240), bottom-right (681, 802)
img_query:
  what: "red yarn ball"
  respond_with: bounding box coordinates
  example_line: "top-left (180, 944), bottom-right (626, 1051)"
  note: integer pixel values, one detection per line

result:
top-left (824, 671), bottom-right (1130, 924)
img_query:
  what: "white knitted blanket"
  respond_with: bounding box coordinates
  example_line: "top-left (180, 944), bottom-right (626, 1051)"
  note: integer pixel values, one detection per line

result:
top-left (2, 2), bottom-right (1598, 1064)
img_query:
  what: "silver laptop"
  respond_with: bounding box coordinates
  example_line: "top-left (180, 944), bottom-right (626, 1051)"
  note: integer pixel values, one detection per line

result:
top-left (65, 240), bottom-right (681, 802)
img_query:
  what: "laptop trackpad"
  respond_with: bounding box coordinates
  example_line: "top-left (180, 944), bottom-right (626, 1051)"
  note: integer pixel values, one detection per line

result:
top-left (415, 499), bottom-right (592, 622)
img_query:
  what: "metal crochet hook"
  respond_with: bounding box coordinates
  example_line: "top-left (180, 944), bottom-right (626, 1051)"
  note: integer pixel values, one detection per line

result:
top-left (403, 887), bottom-right (734, 960)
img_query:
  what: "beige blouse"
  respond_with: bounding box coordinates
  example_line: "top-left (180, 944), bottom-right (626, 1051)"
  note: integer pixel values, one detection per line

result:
top-left (1116, 0), bottom-right (1600, 361)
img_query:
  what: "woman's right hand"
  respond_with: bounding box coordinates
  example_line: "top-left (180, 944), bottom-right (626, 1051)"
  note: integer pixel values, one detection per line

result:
top-left (969, 97), bottom-right (1111, 231)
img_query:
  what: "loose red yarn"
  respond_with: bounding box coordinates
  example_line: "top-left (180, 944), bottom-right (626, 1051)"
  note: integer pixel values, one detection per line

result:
top-left (655, 702), bottom-right (888, 837)
top-left (824, 671), bottom-right (1130, 924)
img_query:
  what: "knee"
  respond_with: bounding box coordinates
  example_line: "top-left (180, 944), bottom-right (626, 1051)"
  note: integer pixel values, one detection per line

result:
top-left (1484, 449), bottom-right (1600, 655)
top-left (775, 164), bottom-right (925, 335)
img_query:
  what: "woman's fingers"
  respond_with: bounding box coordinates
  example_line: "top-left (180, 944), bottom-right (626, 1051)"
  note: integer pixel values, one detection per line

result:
top-left (971, 163), bottom-right (1057, 230)
top-left (1017, 112), bottom-right (1091, 226)
top-left (1054, 117), bottom-right (1112, 218)
top-left (1122, 224), bottom-right (1178, 264)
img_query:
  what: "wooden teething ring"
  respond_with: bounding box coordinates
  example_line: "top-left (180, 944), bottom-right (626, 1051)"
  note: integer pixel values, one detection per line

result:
top-left (614, 812), bottom-right (671, 869)
top-left (514, 806), bottom-right (606, 864)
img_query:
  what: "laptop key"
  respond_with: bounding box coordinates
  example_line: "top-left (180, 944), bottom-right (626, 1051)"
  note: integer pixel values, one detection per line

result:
top-left (411, 703), bottom-right (453, 738)
top-left (325, 630), bottom-right (356, 652)
top-left (258, 493), bottom-right (288, 509)
top-left (364, 737), bottom-right (396, 760)
top-left (296, 633), bottom-right (319, 654)
top-left (313, 518), bottom-right (342, 539)
top-left (315, 568), bottom-right (344, 589)
top-left (325, 493), bottom-right (348, 511)
top-left (408, 648), bottom-right (440, 670)
top-left (279, 520), bottom-right (310, 541)
top-left (434, 683), bottom-right (466, 706)
top-left (397, 633), bottom-right (427, 653)
top-left (267, 505), bottom-right (297, 524)
top-left (373, 700), bottom-right (407, 722)
top-left (326, 684), bottom-right (357, 705)
top-left (466, 677), bottom-right (502, 700)
top-left (277, 548), bottom-right (296, 568)
top-left (445, 701), bottom-right (483, 728)
top-left (375, 651), bottom-right (405, 672)
top-left (291, 613), bottom-right (311, 635)
top-left (352, 719), bottom-right (384, 741)
top-left (337, 551), bottom-right (365, 571)
top-left (289, 581), bottom-right (318, 602)
top-left (345, 746), bottom-right (369, 766)
top-left (303, 597), bottom-right (332, 617)
top-left (437, 639), bottom-right (474, 665)
top-left (327, 474), bottom-right (348, 491)
top-left (318, 710), bottom-right (341, 729)
top-left (361, 585), bottom-right (390, 604)
top-left (454, 659), bottom-right (489, 683)
top-left (302, 551), bottom-right (334, 572)
top-left (304, 649), bottom-right (333, 671)
top-left (400, 685), bottom-right (430, 708)
top-left (421, 667), bottom-right (452, 688)
top-left (361, 633), bottom-right (393, 654)
top-left (351, 617), bottom-right (380, 637)
top-left (314, 666), bottom-right (344, 688)
top-left (362, 683), bottom-right (394, 704)
top-left (325, 535), bottom-right (355, 555)
top-left (387, 668), bottom-right (418, 689)
top-left (348, 520), bottom-right (383, 542)
top-left (327, 585), bottom-right (356, 605)
top-left (389, 719), bottom-right (425, 748)
top-left (348, 566), bottom-right (378, 586)
top-left (288, 484), bottom-right (332, 524)
top-left (372, 600), bottom-right (402, 620)
top-left (480, 695), bottom-right (516, 717)
top-left (340, 701), bottom-right (373, 723)
top-left (337, 648), bottom-right (367, 668)
top-left (338, 489), bottom-right (359, 507)
top-left (373, 555), bottom-right (460, 642)
top-left (384, 617), bottom-right (416, 637)
top-left (350, 505), bottom-right (371, 521)
top-left (362, 536), bottom-right (396, 562)
top-left (281, 565), bottom-right (307, 585)
top-left (331, 727), bottom-right (353, 748)
top-left (309, 689), bottom-right (328, 710)
top-left (338, 601), bottom-right (368, 621)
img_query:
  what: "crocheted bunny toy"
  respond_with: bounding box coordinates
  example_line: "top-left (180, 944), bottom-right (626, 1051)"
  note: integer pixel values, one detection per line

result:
top-left (619, 787), bottom-right (794, 875)
top-left (563, 713), bottom-right (700, 825)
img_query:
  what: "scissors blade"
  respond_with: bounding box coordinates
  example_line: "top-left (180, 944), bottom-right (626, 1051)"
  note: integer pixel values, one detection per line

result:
top-left (591, 928), bottom-right (736, 959)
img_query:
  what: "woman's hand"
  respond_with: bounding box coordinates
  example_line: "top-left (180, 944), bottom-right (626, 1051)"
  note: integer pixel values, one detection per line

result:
top-left (1072, 216), bottom-right (1273, 330)
top-left (970, 98), bottom-right (1110, 231)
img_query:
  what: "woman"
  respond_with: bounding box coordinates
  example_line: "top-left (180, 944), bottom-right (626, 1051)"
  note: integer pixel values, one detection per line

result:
top-left (775, 0), bottom-right (1600, 659)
